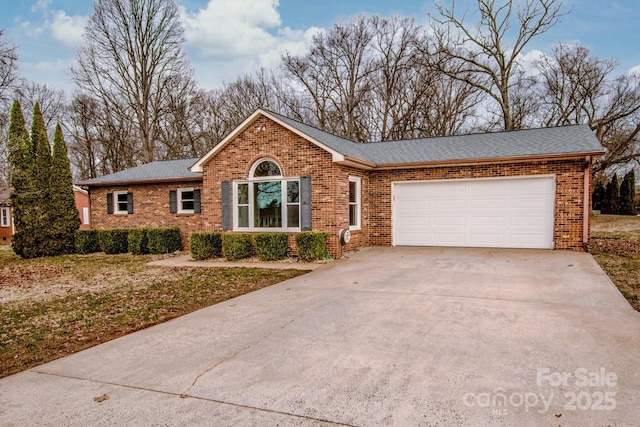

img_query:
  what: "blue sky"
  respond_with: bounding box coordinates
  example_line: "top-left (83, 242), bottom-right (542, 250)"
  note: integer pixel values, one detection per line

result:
top-left (0, 0), bottom-right (638, 92)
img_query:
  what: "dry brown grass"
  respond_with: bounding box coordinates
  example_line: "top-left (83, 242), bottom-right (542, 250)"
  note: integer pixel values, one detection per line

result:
top-left (0, 249), bottom-right (307, 378)
top-left (591, 214), bottom-right (640, 241)
top-left (590, 214), bottom-right (640, 311)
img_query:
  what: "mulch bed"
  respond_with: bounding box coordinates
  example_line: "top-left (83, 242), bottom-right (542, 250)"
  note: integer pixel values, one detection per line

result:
top-left (590, 237), bottom-right (640, 256)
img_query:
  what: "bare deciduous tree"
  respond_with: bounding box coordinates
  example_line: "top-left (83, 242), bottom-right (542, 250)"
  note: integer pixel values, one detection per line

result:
top-left (430, 0), bottom-right (566, 130)
top-left (0, 30), bottom-right (19, 184)
top-left (72, 0), bottom-right (194, 165)
top-left (536, 44), bottom-right (640, 174)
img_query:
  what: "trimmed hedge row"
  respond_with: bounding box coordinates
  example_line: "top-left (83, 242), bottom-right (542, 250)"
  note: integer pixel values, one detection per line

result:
top-left (74, 227), bottom-right (183, 255)
top-left (75, 230), bottom-right (100, 254)
top-left (295, 231), bottom-right (327, 262)
top-left (190, 232), bottom-right (222, 260)
top-left (147, 227), bottom-right (182, 254)
top-left (254, 233), bottom-right (288, 261)
top-left (222, 233), bottom-right (253, 261)
top-left (188, 231), bottom-right (327, 262)
top-left (128, 228), bottom-right (149, 255)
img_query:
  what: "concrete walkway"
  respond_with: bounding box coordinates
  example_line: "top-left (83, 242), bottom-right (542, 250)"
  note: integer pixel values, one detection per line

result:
top-left (1, 247), bottom-right (639, 426)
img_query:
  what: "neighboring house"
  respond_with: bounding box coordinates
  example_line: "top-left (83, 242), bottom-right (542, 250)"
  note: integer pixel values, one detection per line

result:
top-left (0, 185), bottom-right (92, 243)
top-left (73, 185), bottom-right (91, 230)
top-left (0, 187), bottom-right (12, 244)
top-left (79, 109), bottom-right (604, 256)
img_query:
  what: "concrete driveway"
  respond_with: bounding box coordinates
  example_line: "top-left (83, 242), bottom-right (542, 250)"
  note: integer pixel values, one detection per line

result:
top-left (1, 247), bottom-right (639, 426)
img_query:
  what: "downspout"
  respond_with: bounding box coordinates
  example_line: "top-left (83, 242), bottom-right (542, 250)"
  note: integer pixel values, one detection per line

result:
top-left (583, 156), bottom-right (591, 250)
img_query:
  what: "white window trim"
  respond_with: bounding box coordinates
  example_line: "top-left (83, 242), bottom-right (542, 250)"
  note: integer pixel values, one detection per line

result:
top-left (233, 178), bottom-right (302, 232)
top-left (233, 158), bottom-right (300, 232)
top-left (249, 157), bottom-right (282, 179)
top-left (113, 191), bottom-right (129, 215)
top-left (349, 176), bottom-right (361, 231)
top-left (82, 207), bottom-right (90, 225)
top-left (1, 207), bottom-right (9, 227)
top-left (177, 188), bottom-right (195, 214)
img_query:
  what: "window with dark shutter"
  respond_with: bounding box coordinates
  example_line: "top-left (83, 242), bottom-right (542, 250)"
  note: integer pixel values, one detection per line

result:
top-left (169, 190), bottom-right (177, 214)
top-left (107, 193), bottom-right (114, 214)
top-left (194, 189), bottom-right (201, 213)
top-left (221, 181), bottom-right (231, 230)
top-left (127, 192), bottom-right (134, 214)
top-left (300, 176), bottom-right (312, 231)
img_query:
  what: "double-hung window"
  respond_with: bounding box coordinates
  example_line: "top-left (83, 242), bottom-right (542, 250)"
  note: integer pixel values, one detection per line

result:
top-left (113, 191), bottom-right (129, 215)
top-left (1, 207), bottom-right (9, 227)
top-left (233, 159), bottom-right (300, 231)
top-left (349, 176), bottom-right (361, 230)
top-left (178, 188), bottom-right (195, 213)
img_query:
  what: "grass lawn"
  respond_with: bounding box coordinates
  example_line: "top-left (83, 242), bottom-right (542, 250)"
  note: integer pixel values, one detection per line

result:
top-left (591, 214), bottom-right (640, 311)
top-left (0, 248), bottom-right (307, 379)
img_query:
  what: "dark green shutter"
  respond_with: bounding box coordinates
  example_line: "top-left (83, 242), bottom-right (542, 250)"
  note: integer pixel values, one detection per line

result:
top-left (106, 193), bottom-right (113, 214)
top-left (300, 176), bottom-right (312, 231)
top-left (169, 190), bottom-right (177, 214)
top-left (221, 181), bottom-right (231, 230)
top-left (194, 189), bottom-right (201, 214)
top-left (127, 192), bottom-right (134, 214)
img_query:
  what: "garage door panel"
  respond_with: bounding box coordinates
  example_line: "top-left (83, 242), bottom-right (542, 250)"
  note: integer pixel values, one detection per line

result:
top-left (470, 199), bottom-right (505, 209)
top-left (470, 216), bottom-right (505, 227)
top-left (470, 233), bottom-right (505, 244)
top-left (434, 199), bottom-right (466, 210)
top-left (434, 216), bottom-right (466, 226)
top-left (393, 177), bottom-right (554, 249)
top-left (434, 233), bottom-right (466, 244)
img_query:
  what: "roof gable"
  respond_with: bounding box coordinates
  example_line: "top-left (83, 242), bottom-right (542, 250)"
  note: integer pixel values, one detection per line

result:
top-left (190, 109), bottom-right (362, 172)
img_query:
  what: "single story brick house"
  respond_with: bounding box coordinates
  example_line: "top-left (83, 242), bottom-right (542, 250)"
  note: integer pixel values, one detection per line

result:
top-left (79, 109), bottom-right (604, 256)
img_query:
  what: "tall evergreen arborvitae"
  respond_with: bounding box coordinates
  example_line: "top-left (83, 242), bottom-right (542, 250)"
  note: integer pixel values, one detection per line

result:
top-left (29, 103), bottom-right (54, 256)
top-left (592, 180), bottom-right (606, 211)
top-left (603, 175), bottom-right (620, 215)
top-left (50, 124), bottom-right (81, 254)
top-left (619, 170), bottom-right (637, 215)
top-left (7, 100), bottom-right (38, 258)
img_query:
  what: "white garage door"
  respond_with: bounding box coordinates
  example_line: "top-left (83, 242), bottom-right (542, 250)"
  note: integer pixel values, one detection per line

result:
top-left (393, 176), bottom-right (555, 249)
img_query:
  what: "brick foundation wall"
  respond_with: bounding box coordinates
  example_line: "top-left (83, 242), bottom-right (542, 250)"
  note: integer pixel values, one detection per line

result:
top-left (89, 181), bottom-right (203, 248)
top-left (369, 159), bottom-right (588, 250)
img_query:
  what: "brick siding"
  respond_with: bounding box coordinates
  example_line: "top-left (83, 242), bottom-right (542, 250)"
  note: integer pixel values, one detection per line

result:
top-left (89, 181), bottom-right (203, 248)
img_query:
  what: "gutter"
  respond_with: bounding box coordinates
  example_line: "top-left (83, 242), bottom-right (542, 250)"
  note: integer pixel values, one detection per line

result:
top-left (372, 151), bottom-right (606, 170)
top-left (583, 156), bottom-right (591, 250)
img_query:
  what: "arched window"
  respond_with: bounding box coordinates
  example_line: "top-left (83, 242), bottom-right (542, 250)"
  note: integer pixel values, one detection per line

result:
top-left (234, 158), bottom-right (300, 230)
top-left (251, 159), bottom-right (281, 178)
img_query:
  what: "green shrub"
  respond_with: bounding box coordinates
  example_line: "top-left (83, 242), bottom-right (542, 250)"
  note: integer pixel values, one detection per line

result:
top-left (190, 232), bottom-right (222, 260)
top-left (98, 229), bottom-right (130, 254)
top-left (128, 228), bottom-right (149, 255)
top-left (147, 227), bottom-right (182, 254)
top-left (74, 229), bottom-right (100, 254)
top-left (222, 233), bottom-right (253, 261)
top-left (295, 231), bottom-right (327, 262)
top-left (253, 232), bottom-right (289, 261)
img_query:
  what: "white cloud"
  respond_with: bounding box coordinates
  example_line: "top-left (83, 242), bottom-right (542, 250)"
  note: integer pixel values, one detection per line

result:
top-left (629, 65), bottom-right (640, 77)
top-left (181, 0), bottom-right (321, 89)
top-left (49, 10), bottom-right (88, 47)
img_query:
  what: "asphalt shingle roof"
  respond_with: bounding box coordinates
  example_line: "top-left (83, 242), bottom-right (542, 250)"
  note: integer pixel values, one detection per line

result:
top-left (78, 158), bottom-right (201, 186)
top-left (81, 110), bottom-right (604, 185)
top-left (268, 110), bottom-right (603, 166)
